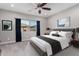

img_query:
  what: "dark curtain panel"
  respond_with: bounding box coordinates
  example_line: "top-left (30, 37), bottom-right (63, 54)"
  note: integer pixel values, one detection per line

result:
top-left (37, 21), bottom-right (40, 36)
top-left (15, 18), bottom-right (22, 42)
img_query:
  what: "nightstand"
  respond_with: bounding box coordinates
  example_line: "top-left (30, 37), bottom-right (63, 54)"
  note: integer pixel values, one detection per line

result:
top-left (71, 40), bottom-right (79, 48)
top-left (71, 28), bottom-right (79, 48)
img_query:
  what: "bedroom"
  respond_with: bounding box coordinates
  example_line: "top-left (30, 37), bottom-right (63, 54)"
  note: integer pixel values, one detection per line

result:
top-left (0, 2), bottom-right (79, 56)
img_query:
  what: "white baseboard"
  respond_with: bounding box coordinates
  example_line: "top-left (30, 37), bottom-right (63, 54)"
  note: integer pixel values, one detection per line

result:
top-left (0, 41), bottom-right (15, 46)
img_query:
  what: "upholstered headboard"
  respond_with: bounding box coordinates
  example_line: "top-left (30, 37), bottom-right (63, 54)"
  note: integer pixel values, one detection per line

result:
top-left (52, 28), bottom-right (75, 39)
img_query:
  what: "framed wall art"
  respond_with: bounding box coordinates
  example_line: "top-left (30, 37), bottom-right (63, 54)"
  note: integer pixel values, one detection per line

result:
top-left (57, 17), bottom-right (70, 27)
top-left (2, 20), bottom-right (12, 31)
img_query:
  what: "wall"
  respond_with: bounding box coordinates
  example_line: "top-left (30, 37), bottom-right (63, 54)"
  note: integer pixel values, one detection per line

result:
top-left (0, 9), bottom-right (47, 44)
top-left (47, 4), bottom-right (79, 29)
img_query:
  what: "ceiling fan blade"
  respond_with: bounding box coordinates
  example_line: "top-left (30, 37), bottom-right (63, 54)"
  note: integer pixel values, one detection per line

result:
top-left (38, 10), bottom-right (41, 14)
top-left (39, 3), bottom-right (47, 7)
top-left (42, 7), bottom-right (51, 10)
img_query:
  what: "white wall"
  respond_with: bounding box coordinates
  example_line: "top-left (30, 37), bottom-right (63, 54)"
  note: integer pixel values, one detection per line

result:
top-left (47, 4), bottom-right (79, 29)
top-left (0, 9), bottom-right (47, 44)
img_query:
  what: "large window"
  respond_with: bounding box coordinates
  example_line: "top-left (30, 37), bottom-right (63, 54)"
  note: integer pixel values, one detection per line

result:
top-left (29, 20), bottom-right (37, 31)
top-left (21, 20), bottom-right (37, 32)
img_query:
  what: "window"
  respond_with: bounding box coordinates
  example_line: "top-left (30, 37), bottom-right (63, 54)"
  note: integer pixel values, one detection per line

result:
top-left (30, 20), bottom-right (37, 31)
top-left (21, 20), bottom-right (37, 32)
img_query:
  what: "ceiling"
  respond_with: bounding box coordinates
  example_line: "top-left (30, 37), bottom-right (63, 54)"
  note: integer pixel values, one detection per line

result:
top-left (0, 3), bottom-right (78, 18)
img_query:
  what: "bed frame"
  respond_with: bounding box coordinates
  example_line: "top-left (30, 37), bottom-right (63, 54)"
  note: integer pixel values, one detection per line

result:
top-left (30, 28), bottom-right (75, 56)
top-left (30, 41), bottom-right (47, 56)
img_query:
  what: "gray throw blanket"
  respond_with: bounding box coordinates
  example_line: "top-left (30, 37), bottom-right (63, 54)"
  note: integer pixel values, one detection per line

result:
top-left (37, 36), bottom-right (62, 55)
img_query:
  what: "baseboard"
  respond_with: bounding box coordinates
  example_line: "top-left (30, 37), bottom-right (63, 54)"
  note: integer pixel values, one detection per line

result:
top-left (0, 41), bottom-right (15, 46)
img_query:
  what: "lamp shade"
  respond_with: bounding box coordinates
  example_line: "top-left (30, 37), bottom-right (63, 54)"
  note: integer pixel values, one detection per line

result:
top-left (46, 28), bottom-right (50, 30)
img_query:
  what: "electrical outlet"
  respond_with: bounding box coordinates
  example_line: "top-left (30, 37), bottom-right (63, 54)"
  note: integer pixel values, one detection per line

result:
top-left (8, 37), bottom-right (10, 40)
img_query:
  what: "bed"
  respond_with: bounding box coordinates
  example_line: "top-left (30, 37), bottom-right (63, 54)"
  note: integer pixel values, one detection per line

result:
top-left (30, 28), bottom-right (75, 56)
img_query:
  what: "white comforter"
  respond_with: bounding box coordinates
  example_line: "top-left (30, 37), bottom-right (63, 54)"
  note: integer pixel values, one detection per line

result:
top-left (30, 35), bottom-right (70, 56)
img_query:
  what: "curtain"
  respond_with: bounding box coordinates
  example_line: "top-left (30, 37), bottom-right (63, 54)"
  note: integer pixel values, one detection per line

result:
top-left (37, 21), bottom-right (40, 36)
top-left (15, 18), bottom-right (22, 42)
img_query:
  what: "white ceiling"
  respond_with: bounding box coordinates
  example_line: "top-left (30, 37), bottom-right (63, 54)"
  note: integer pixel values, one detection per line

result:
top-left (0, 3), bottom-right (78, 18)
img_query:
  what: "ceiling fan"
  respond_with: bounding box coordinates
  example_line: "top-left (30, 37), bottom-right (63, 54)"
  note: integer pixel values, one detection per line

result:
top-left (35, 3), bottom-right (51, 14)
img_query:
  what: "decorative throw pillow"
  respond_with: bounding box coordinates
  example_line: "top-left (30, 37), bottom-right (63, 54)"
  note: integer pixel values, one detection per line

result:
top-left (52, 34), bottom-right (61, 37)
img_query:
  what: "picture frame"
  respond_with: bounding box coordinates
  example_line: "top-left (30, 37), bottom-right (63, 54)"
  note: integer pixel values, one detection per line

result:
top-left (57, 17), bottom-right (70, 27)
top-left (2, 20), bottom-right (12, 31)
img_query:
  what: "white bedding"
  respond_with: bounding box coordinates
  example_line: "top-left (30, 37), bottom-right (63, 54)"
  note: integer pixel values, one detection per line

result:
top-left (30, 35), bottom-right (70, 56)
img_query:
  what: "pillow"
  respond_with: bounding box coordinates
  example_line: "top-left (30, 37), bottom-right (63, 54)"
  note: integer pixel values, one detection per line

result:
top-left (58, 31), bottom-right (73, 39)
top-left (49, 31), bottom-right (59, 36)
top-left (52, 34), bottom-right (61, 37)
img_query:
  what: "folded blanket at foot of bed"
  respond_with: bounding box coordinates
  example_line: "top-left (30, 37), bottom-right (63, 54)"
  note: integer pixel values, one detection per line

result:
top-left (37, 36), bottom-right (62, 55)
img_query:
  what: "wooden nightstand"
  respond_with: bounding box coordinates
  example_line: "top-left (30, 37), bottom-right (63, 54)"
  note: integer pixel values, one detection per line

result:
top-left (71, 40), bottom-right (79, 48)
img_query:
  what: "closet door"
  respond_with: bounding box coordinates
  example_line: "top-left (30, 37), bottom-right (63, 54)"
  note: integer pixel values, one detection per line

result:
top-left (36, 21), bottom-right (40, 36)
top-left (15, 18), bottom-right (22, 42)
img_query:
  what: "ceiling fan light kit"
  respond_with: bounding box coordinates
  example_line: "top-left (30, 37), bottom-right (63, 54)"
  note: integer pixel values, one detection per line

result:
top-left (38, 10), bottom-right (41, 14)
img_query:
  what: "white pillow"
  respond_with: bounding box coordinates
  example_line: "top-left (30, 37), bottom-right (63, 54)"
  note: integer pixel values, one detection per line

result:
top-left (58, 31), bottom-right (73, 39)
top-left (49, 31), bottom-right (59, 36)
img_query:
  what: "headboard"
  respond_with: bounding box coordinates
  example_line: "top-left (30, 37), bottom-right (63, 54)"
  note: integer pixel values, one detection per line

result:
top-left (52, 28), bottom-right (75, 39)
